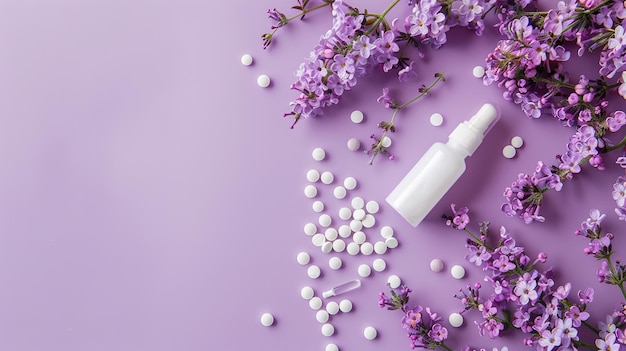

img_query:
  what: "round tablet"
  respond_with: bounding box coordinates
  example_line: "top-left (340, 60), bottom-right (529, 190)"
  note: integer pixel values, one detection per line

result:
top-left (430, 258), bottom-right (444, 272)
top-left (319, 214), bottom-right (332, 227)
top-left (350, 110), bottom-right (364, 123)
top-left (385, 237), bottom-right (399, 249)
top-left (257, 74), bottom-right (271, 88)
top-left (308, 265), bottom-right (322, 279)
top-left (301, 286), bottom-right (315, 300)
top-left (321, 241), bottom-right (333, 254)
top-left (339, 299), bottom-right (353, 313)
top-left (338, 207), bottom-right (352, 220)
top-left (304, 223), bottom-right (317, 236)
top-left (304, 185), bottom-right (318, 198)
top-left (374, 241), bottom-right (388, 255)
top-left (329, 256), bottom-right (343, 270)
top-left (312, 233), bottom-right (326, 247)
top-left (347, 137), bottom-right (361, 151)
top-left (372, 258), bottom-right (387, 272)
top-left (363, 326), bottom-right (377, 340)
top-left (324, 228), bottom-right (338, 241)
top-left (332, 239), bottom-right (346, 253)
top-left (472, 65), bottom-right (485, 78)
top-left (306, 169), bottom-right (320, 182)
top-left (321, 171), bottom-right (334, 184)
top-left (366, 200), bottom-right (380, 214)
top-left (511, 136), bottom-right (524, 148)
top-left (312, 201), bottom-right (325, 213)
top-left (346, 242), bottom-right (360, 255)
top-left (449, 312), bottom-right (464, 327)
top-left (353, 231), bottom-right (366, 244)
top-left (326, 301), bottom-right (340, 315)
top-left (381, 136), bottom-right (392, 147)
top-left (321, 323), bottom-right (335, 336)
top-left (316, 310), bottom-right (330, 323)
top-left (358, 264), bottom-right (372, 277)
top-left (312, 147), bottom-right (326, 161)
top-left (333, 186), bottom-right (347, 199)
top-left (360, 242), bottom-right (374, 255)
top-left (502, 145), bottom-right (516, 159)
top-left (430, 113), bottom-right (444, 126)
top-left (361, 214), bottom-right (376, 228)
top-left (388, 274), bottom-right (401, 289)
top-left (260, 312), bottom-right (274, 326)
top-left (309, 296), bottom-right (323, 310)
top-left (297, 252), bottom-right (311, 265)
top-left (380, 226), bottom-right (394, 239)
top-left (241, 54), bottom-right (253, 66)
top-left (343, 177), bottom-right (357, 190)
top-left (450, 264), bottom-right (466, 279)
top-left (338, 225), bottom-right (351, 238)
top-left (349, 219), bottom-right (363, 232)
top-left (353, 209), bottom-right (366, 221)
top-left (325, 344), bottom-right (339, 351)
top-left (351, 197), bottom-right (365, 209)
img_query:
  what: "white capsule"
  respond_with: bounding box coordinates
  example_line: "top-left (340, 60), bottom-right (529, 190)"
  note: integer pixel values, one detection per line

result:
top-left (350, 110), bottom-right (364, 123)
top-left (511, 136), bottom-right (524, 148)
top-left (472, 65), bottom-right (485, 78)
top-left (240, 53), bottom-right (253, 66)
top-left (502, 145), bottom-right (516, 159)
top-left (260, 312), bottom-right (274, 326)
top-left (346, 242), bottom-right (360, 255)
top-left (326, 301), bottom-right (340, 315)
top-left (333, 186), bottom-right (347, 199)
top-left (361, 214), bottom-right (376, 228)
top-left (325, 344), bottom-right (339, 351)
top-left (324, 228), bottom-right (338, 241)
top-left (301, 286), bottom-right (314, 300)
top-left (360, 242), bottom-right (374, 255)
top-left (430, 112), bottom-right (444, 127)
top-left (430, 258), bottom-right (444, 272)
top-left (365, 200), bottom-right (380, 214)
top-left (381, 136), bottom-right (392, 147)
top-left (312, 200), bottom-right (325, 213)
top-left (363, 326), bottom-right (378, 340)
top-left (352, 231), bottom-right (366, 244)
top-left (374, 241), bottom-right (388, 255)
top-left (304, 185), bottom-right (318, 198)
top-left (347, 137), bottom-right (361, 151)
top-left (304, 223), bottom-right (317, 236)
top-left (297, 251), bottom-right (311, 265)
top-left (448, 312), bottom-right (464, 327)
top-left (385, 237), bottom-right (399, 249)
top-left (351, 196), bottom-right (365, 209)
top-left (312, 233), bottom-right (326, 247)
top-left (338, 207), bottom-right (352, 221)
top-left (380, 225), bottom-right (394, 239)
top-left (450, 264), bottom-right (466, 279)
top-left (308, 265), bottom-right (322, 279)
top-left (343, 177), bottom-right (357, 190)
top-left (257, 74), bottom-right (271, 88)
top-left (329, 256), bottom-right (343, 270)
top-left (372, 258), bottom-right (387, 272)
top-left (353, 209), bottom-right (366, 221)
top-left (321, 323), bottom-right (335, 336)
top-left (321, 241), bottom-right (333, 254)
top-left (387, 274), bottom-right (401, 289)
top-left (306, 169), bottom-right (320, 183)
top-left (338, 225), bottom-right (352, 238)
top-left (321, 171), bottom-right (334, 184)
top-left (309, 296), bottom-right (323, 310)
top-left (319, 214), bottom-right (332, 227)
top-left (349, 219), bottom-right (363, 232)
top-left (339, 299), bottom-right (353, 313)
top-left (332, 239), bottom-right (346, 253)
top-left (358, 263), bottom-right (372, 277)
top-left (316, 310), bottom-right (330, 323)
top-left (312, 147), bottom-right (326, 161)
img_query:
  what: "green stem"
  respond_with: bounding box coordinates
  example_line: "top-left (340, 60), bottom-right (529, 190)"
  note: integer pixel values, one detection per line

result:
top-left (397, 72), bottom-right (446, 109)
top-left (606, 255), bottom-right (626, 300)
top-left (285, 2), bottom-right (332, 23)
top-left (604, 134), bottom-right (626, 153)
top-left (364, 0), bottom-right (400, 35)
top-left (582, 320), bottom-right (601, 334)
top-left (439, 343), bottom-right (454, 351)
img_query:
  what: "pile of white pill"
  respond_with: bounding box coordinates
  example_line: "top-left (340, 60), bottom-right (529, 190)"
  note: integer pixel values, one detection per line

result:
top-left (502, 136), bottom-right (524, 159)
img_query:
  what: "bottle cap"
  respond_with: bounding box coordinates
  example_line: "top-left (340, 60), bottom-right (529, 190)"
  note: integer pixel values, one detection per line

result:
top-left (448, 103), bottom-right (500, 156)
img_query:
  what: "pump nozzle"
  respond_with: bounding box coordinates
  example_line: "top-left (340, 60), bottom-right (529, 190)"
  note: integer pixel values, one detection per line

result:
top-left (468, 103), bottom-right (499, 136)
top-left (448, 103), bottom-right (500, 156)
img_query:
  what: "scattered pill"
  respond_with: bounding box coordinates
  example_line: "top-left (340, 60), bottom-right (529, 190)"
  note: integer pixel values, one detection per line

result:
top-left (333, 186), bottom-right (347, 199)
top-left (388, 275), bottom-right (401, 289)
top-left (343, 177), bottom-right (357, 190)
top-left (381, 136), bottom-right (392, 147)
top-left (304, 185), bottom-right (318, 198)
top-left (308, 265), bottom-right (322, 279)
top-left (260, 312), bottom-right (274, 326)
top-left (321, 323), bottom-right (335, 336)
top-left (301, 286), bottom-right (315, 300)
top-left (430, 113), bottom-right (444, 127)
top-left (241, 54), bottom-right (253, 66)
top-left (332, 239), bottom-right (346, 253)
top-left (304, 223), bottom-right (317, 236)
top-left (380, 226), bottom-right (394, 239)
top-left (312, 233), bottom-right (326, 247)
top-left (339, 299), bottom-right (353, 313)
top-left (321, 171), bottom-right (334, 184)
top-left (306, 169), bottom-right (320, 183)
top-left (373, 258), bottom-right (387, 272)
top-left (385, 237), bottom-right (399, 249)
top-left (472, 65), bottom-right (485, 78)
top-left (350, 110), bottom-right (364, 123)
top-left (347, 137), bottom-right (361, 151)
top-left (374, 241), bottom-right (388, 255)
top-left (309, 296), bottom-right (323, 310)
top-left (326, 301), bottom-right (340, 315)
top-left (360, 242), bottom-right (374, 255)
top-left (449, 312), bottom-right (464, 327)
top-left (365, 200), bottom-right (380, 214)
top-left (312, 147), bottom-right (326, 161)
top-left (325, 344), bottom-right (339, 351)
top-left (297, 252), bottom-right (311, 265)
top-left (502, 145), bottom-right (516, 159)
top-left (511, 136), bottom-right (524, 148)
top-left (346, 242), bottom-right (360, 255)
top-left (361, 214), bottom-right (376, 228)
top-left (338, 207), bottom-right (352, 220)
top-left (353, 209), bottom-right (366, 221)
top-left (430, 258), bottom-right (444, 272)
top-left (358, 264), bottom-right (372, 277)
top-left (312, 200), bottom-right (325, 213)
top-left (353, 231), bottom-right (366, 244)
top-left (349, 219), bottom-right (363, 232)
top-left (363, 326), bottom-right (378, 340)
top-left (321, 241), bottom-right (333, 254)
top-left (319, 214), bottom-right (332, 227)
top-left (329, 256), bottom-right (343, 270)
top-left (451, 265), bottom-right (466, 279)
top-left (316, 310), bottom-right (330, 323)
top-left (257, 74), bottom-right (271, 88)
top-left (324, 228), bottom-right (338, 241)
top-left (351, 197), bottom-right (364, 209)
top-left (338, 225), bottom-right (351, 238)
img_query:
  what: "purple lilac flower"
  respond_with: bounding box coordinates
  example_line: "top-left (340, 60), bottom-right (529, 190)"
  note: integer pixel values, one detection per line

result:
top-left (467, 244), bottom-right (491, 267)
top-left (577, 287), bottom-right (595, 303)
top-left (514, 274), bottom-right (538, 305)
top-left (538, 328), bottom-right (562, 351)
top-left (427, 323), bottom-right (448, 342)
top-left (596, 332), bottom-right (620, 351)
top-left (492, 253), bottom-right (515, 273)
top-left (556, 318), bottom-right (579, 347)
top-left (478, 318), bottom-right (505, 338)
top-left (612, 176), bottom-right (626, 207)
top-left (565, 305), bottom-right (590, 327)
top-left (606, 110), bottom-right (626, 132)
top-left (597, 261), bottom-right (610, 282)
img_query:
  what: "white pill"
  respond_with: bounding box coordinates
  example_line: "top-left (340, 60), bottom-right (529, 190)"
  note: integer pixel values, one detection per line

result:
top-left (312, 147), bottom-right (326, 161)
top-left (306, 169), bottom-right (320, 182)
top-left (308, 265), bottom-right (322, 279)
top-left (381, 136), bottom-right (392, 147)
top-left (338, 225), bottom-right (352, 238)
top-left (385, 237), bottom-right (399, 249)
top-left (325, 344), bottom-right (339, 351)
top-left (347, 137), bottom-right (361, 151)
top-left (361, 214), bottom-right (376, 228)
top-left (321, 241), bottom-right (333, 254)
top-left (326, 301), bottom-right (340, 315)
top-left (297, 252), bottom-right (311, 265)
top-left (451, 264), bottom-right (466, 279)
top-left (324, 228), bottom-right (338, 241)
top-left (309, 296), bottom-right (323, 310)
top-left (346, 242), bottom-right (360, 255)
top-left (353, 209), bottom-right (366, 221)
top-left (301, 286), bottom-right (315, 300)
top-left (338, 207), bottom-right (352, 220)
top-left (321, 323), bottom-right (335, 336)
top-left (351, 197), bottom-right (364, 209)
top-left (502, 145), bottom-right (516, 159)
top-left (358, 263), bottom-right (372, 277)
top-left (319, 214), bottom-right (332, 227)
top-left (349, 219), bottom-right (363, 232)
top-left (339, 299), bottom-right (353, 313)
top-left (430, 258), bottom-right (444, 272)
top-left (304, 185), bottom-right (318, 198)
top-left (260, 312), bottom-right (274, 326)
top-left (304, 223), bottom-right (317, 236)
top-left (329, 256), bottom-right (343, 270)
top-left (332, 239), bottom-right (346, 253)
top-left (241, 53), bottom-right (253, 66)
top-left (365, 200), bottom-right (380, 214)
top-left (511, 136), bottom-right (524, 148)
top-left (363, 326), bottom-right (377, 340)
top-left (372, 258), bottom-right (387, 272)
top-left (257, 74), bottom-right (271, 88)
top-left (316, 310), bottom-right (330, 323)
top-left (449, 312), bottom-right (464, 327)
top-left (360, 242), bottom-right (374, 255)
top-left (430, 113), bottom-right (444, 126)
top-left (350, 110), bottom-right (364, 123)
top-left (343, 177), bottom-right (357, 190)
top-left (352, 231), bottom-right (366, 244)
top-left (380, 226), bottom-right (394, 239)
top-left (333, 186), bottom-right (347, 199)
top-left (374, 241), bottom-right (388, 255)
top-left (312, 233), bottom-right (326, 247)
top-left (312, 200), bottom-right (325, 213)
top-left (321, 171), bottom-right (334, 184)
top-left (472, 65), bottom-right (485, 78)
top-left (388, 274), bottom-right (401, 289)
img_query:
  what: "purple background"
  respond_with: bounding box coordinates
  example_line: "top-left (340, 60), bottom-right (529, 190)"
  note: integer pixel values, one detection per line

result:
top-left (0, 1), bottom-right (625, 350)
